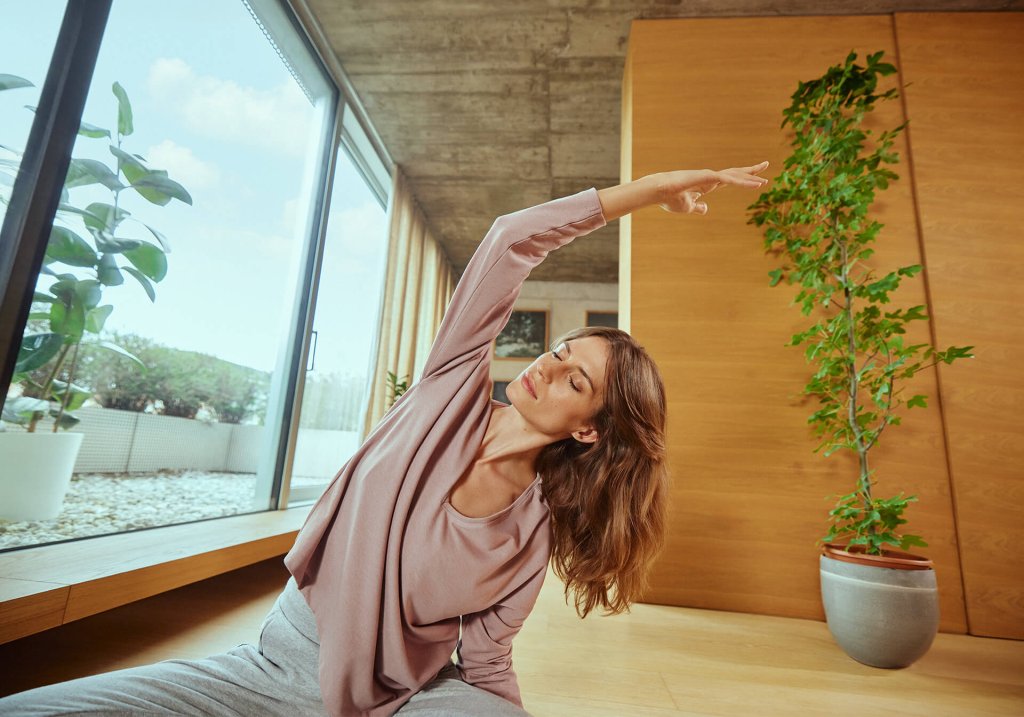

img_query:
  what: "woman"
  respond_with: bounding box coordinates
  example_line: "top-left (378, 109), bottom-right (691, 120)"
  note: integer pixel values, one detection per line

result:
top-left (0, 162), bottom-right (770, 716)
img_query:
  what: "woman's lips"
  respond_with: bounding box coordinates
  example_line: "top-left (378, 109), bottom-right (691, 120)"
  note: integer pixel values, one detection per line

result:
top-left (522, 372), bottom-right (537, 399)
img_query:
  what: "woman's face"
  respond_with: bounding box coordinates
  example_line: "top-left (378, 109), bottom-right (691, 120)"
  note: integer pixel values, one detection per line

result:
top-left (507, 335), bottom-right (610, 444)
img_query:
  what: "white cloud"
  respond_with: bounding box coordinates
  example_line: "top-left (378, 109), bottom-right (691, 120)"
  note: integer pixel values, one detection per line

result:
top-left (146, 139), bottom-right (220, 191)
top-left (146, 57), bottom-right (313, 157)
top-left (328, 202), bottom-right (387, 261)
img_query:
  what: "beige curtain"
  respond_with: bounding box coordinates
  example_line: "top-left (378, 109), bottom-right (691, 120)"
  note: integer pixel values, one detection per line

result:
top-left (362, 167), bottom-right (455, 436)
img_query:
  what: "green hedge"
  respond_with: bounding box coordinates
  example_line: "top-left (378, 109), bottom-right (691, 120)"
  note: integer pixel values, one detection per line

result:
top-left (68, 330), bottom-right (269, 424)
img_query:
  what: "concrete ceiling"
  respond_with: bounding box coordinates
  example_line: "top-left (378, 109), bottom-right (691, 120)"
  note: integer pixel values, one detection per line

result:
top-left (305, 0), bottom-right (1016, 282)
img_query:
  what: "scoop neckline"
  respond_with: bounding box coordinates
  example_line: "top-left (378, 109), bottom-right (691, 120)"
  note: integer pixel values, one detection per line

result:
top-left (443, 472), bottom-right (542, 524)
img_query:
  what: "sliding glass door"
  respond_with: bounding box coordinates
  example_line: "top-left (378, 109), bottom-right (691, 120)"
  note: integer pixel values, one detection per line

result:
top-left (0, 0), bottom-right (359, 549)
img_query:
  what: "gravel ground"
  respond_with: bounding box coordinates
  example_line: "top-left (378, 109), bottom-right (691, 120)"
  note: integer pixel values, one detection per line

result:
top-left (0, 470), bottom-right (273, 550)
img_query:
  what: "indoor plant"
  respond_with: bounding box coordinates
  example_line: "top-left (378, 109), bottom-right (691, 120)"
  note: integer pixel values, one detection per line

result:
top-left (745, 50), bottom-right (974, 667)
top-left (385, 370), bottom-right (409, 409)
top-left (0, 75), bottom-right (191, 520)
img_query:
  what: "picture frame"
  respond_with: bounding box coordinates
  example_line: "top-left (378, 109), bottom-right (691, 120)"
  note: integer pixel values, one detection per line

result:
top-left (494, 309), bottom-right (549, 359)
top-left (586, 311), bottom-right (618, 329)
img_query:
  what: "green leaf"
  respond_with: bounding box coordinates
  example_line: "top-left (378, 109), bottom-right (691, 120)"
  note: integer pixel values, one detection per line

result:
top-left (97, 253), bottom-right (124, 286)
top-left (50, 410), bottom-right (82, 429)
top-left (2, 396), bottom-right (50, 425)
top-left (15, 333), bottom-right (63, 373)
top-left (906, 394), bottom-right (928, 409)
top-left (45, 226), bottom-right (97, 267)
top-left (82, 338), bottom-right (145, 367)
top-left (50, 294), bottom-right (85, 341)
top-left (122, 266), bottom-right (156, 301)
top-left (48, 298), bottom-right (67, 333)
top-left (940, 345), bottom-right (976, 363)
top-left (112, 82), bottom-right (134, 137)
top-left (82, 201), bottom-right (130, 234)
top-left (85, 304), bottom-right (114, 333)
top-left (899, 534), bottom-right (929, 549)
top-left (47, 279), bottom-right (75, 305)
top-left (138, 222), bottom-right (171, 252)
top-left (122, 241), bottom-right (167, 284)
top-left (74, 279), bottom-right (102, 309)
top-left (51, 378), bottom-right (93, 408)
top-left (768, 268), bottom-right (784, 287)
top-left (109, 145), bottom-right (147, 183)
top-left (64, 158), bottom-right (123, 191)
top-left (131, 171), bottom-right (193, 206)
top-left (0, 74), bottom-right (33, 91)
top-left (95, 236), bottom-right (144, 254)
top-left (78, 120), bottom-right (111, 139)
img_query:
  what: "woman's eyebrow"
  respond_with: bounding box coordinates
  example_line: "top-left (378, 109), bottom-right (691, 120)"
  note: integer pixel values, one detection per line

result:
top-left (564, 341), bottom-right (595, 391)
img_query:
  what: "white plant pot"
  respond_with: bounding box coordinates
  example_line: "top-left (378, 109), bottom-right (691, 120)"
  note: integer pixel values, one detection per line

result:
top-left (819, 542), bottom-right (939, 668)
top-left (0, 431), bottom-right (83, 521)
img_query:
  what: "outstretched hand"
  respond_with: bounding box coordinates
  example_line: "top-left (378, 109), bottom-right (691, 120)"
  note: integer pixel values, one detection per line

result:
top-left (656, 161), bottom-right (770, 215)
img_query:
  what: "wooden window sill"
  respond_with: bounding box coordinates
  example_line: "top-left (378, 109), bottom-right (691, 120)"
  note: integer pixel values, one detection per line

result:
top-left (0, 506), bottom-right (310, 644)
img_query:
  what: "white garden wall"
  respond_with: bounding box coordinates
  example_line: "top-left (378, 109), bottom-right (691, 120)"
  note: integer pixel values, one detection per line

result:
top-left (9, 406), bottom-right (355, 480)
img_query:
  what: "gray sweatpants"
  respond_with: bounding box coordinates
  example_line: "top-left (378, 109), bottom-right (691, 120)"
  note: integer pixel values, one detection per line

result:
top-left (0, 577), bottom-right (531, 716)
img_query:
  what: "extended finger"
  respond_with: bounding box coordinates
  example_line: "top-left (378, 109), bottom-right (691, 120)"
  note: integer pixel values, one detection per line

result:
top-left (721, 169), bottom-right (767, 187)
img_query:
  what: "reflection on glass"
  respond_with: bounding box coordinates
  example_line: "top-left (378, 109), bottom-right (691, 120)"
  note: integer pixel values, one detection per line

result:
top-left (289, 146), bottom-right (388, 504)
top-left (0, 0), bottom-right (335, 550)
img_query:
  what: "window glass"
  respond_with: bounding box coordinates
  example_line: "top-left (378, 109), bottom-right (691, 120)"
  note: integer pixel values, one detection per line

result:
top-left (288, 143), bottom-right (388, 505)
top-left (0, 0), bottom-right (336, 549)
top-left (0, 1), bottom-right (67, 229)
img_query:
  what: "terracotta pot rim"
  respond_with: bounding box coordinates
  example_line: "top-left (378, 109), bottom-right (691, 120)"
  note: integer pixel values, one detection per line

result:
top-left (821, 541), bottom-right (934, 570)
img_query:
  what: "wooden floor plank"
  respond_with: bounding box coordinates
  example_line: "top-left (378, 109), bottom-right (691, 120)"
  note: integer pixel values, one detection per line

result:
top-left (1, 560), bottom-right (1021, 716)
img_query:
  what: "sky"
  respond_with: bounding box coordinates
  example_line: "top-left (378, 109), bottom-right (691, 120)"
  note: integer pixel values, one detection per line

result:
top-left (1, 0), bottom-right (389, 378)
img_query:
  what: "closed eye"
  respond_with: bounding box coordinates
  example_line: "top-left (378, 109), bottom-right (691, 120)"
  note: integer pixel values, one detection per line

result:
top-left (553, 348), bottom-right (581, 392)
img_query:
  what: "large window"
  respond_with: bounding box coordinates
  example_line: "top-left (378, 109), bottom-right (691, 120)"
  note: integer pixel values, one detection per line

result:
top-left (0, 1), bottom-right (387, 550)
top-left (289, 143), bottom-right (388, 504)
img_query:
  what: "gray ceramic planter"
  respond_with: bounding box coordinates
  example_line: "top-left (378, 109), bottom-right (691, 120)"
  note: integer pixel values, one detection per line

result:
top-left (819, 544), bottom-right (940, 668)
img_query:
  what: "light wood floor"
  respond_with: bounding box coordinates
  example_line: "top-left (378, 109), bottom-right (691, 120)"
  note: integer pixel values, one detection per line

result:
top-left (1, 558), bottom-right (1021, 716)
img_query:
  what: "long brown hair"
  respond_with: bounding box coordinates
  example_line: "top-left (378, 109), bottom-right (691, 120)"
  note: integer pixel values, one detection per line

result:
top-left (536, 326), bottom-right (670, 618)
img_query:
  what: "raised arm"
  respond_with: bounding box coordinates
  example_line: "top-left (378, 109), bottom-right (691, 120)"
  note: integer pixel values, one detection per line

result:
top-left (597, 161), bottom-right (770, 221)
top-left (419, 188), bottom-right (606, 381)
top-left (419, 163), bottom-right (770, 381)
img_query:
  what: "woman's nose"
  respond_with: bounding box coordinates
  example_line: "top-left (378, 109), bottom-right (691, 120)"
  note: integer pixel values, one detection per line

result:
top-left (536, 363), bottom-right (550, 383)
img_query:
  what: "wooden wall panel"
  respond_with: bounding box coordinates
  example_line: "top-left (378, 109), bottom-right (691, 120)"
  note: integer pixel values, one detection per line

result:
top-left (895, 12), bottom-right (1024, 639)
top-left (624, 15), bottom-right (967, 633)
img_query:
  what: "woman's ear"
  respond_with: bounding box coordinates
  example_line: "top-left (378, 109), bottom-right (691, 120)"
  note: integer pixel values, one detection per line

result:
top-left (571, 426), bottom-right (599, 444)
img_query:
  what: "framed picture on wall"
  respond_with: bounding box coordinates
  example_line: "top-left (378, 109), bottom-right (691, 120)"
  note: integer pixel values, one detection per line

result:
top-left (494, 310), bottom-right (549, 359)
top-left (586, 311), bottom-right (618, 329)
top-left (492, 381), bottom-right (511, 403)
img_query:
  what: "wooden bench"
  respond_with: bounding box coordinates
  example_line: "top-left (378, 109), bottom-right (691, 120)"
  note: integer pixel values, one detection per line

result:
top-left (0, 507), bottom-right (310, 644)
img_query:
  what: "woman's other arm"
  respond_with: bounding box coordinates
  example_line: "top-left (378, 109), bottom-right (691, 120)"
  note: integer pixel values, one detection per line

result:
top-left (456, 563), bottom-right (548, 708)
top-left (597, 161), bottom-right (770, 221)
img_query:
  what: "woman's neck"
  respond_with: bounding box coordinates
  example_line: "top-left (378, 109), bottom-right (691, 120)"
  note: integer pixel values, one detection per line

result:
top-left (475, 404), bottom-right (553, 482)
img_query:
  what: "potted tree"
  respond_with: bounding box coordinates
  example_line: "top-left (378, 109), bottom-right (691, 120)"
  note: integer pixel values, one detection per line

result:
top-left (0, 75), bottom-right (191, 521)
top-left (746, 50), bottom-right (974, 668)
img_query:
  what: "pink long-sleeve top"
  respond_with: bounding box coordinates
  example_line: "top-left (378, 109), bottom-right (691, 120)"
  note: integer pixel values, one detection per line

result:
top-left (284, 187), bottom-right (608, 716)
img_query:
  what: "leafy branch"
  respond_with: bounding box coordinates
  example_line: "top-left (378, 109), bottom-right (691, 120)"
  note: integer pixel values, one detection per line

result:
top-left (746, 50), bottom-right (975, 556)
